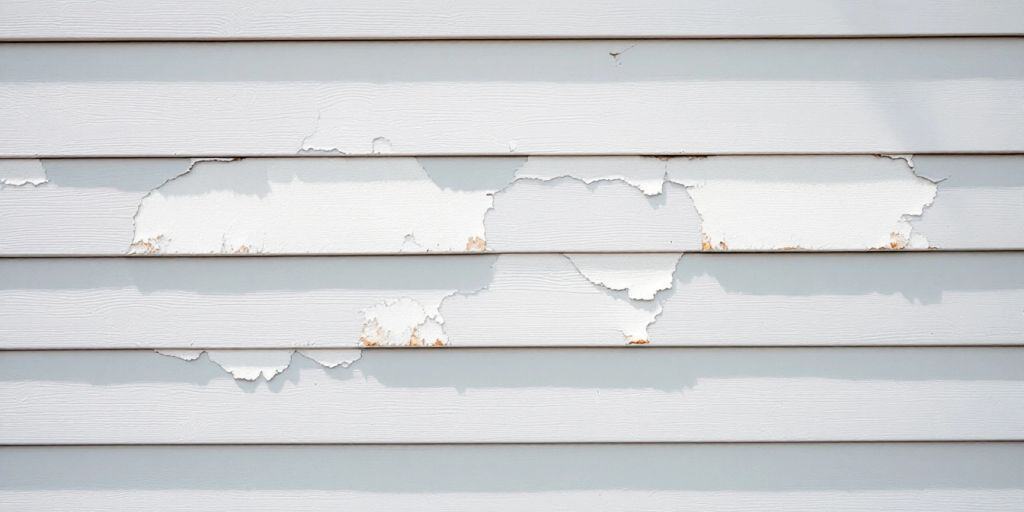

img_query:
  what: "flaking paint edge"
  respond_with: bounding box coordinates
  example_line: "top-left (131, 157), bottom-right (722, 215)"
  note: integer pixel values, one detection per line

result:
top-left (156, 349), bottom-right (362, 381)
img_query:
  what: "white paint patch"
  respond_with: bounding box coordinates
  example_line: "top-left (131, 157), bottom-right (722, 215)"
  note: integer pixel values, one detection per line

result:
top-left (130, 158), bottom-right (495, 254)
top-left (0, 159), bottom-right (47, 187)
top-left (360, 296), bottom-right (449, 347)
top-left (514, 156), bottom-right (666, 196)
top-left (157, 348), bottom-right (363, 380)
top-left (666, 156), bottom-right (938, 250)
top-left (566, 254), bottom-right (681, 300)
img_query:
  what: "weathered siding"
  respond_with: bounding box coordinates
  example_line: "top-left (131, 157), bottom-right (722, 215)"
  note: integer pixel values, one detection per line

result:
top-left (1, 2), bottom-right (1021, 511)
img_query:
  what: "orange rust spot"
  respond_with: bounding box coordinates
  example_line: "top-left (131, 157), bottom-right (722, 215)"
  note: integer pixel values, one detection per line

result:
top-left (627, 339), bottom-right (650, 345)
top-left (407, 329), bottom-right (424, 347)
top-left (466, 236), bottom-right (487, 252)
top-left (888, 231), bottom-right (908, 250)
top-left (234, 244), bottom-right (252, 254)
top-left (700, 234), bottom-right (729, 251)
top-left (433, 339), bottom-right (445, 347)
top-left (129, 235), bottom-right (167, 254)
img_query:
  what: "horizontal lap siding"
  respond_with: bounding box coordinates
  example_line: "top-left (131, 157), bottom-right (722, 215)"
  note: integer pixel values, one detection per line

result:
top-left (2, 0), bottom-right (1023, 40)
top-left (1, 253), bottom-right (1021, 348)
top-left (1, 444), bottom-right (1022, 512)
top-left (1, 39), bottom-right (1023, 156)
top-left (2, 347), bottom-right (1022, 444)
top-left (2, 4), bottom-right (1021, 509)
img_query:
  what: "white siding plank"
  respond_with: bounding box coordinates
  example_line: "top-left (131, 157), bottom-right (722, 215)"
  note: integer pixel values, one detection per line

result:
top-left (1, 444), bottom-right (1021, 511)
top-left (1, 253), bottom-right (1021, 349)
top-left (2, 0), bottom-right (1023, 40)
top-left (4, 155), bottom-right (1019, 255)
top-left (1, 348), bottom-right (1021, 444)
top-left (2, 40), bottom-right (1022, 156)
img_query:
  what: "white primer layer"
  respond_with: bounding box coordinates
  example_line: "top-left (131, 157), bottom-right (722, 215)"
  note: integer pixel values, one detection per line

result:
top-left (131, 158), bottom-right (495, 254)
top-left (566, 254), bottom-right (682, 300)
top-left (157, 349), bottom-right (363, 380)
top-left (665, 156), bottom-right (938, 250)
top-left (0, 159), bottom-right (47, 187)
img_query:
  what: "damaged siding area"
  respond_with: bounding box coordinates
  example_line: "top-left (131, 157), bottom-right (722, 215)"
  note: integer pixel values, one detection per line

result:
top-left (2, 155), bottom-right (1021, 255)
top-left (1, 22), bottom-right (1022, 511)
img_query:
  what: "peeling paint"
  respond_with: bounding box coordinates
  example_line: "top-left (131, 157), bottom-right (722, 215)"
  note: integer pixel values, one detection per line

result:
top-left (513, 156), bottom-right (666, 196)
top-left (0, 159), bottom-right (48, 187)
top-left (122, 155), bottom-right (949, 255)
top-left (359, 297), bottom-right (449, 347)
top-left (882, 154), bottom-right (915, 169)
top-left (156, 348), bottom-right (362, 380)
top-left (440, 255), bottom-right (663, 346)
top-left (566, 254), bottom-right (681, 300)
top-left (130, 158), bottom-right (494, 254)
top-left (665, 156), bottom-right (938, 251)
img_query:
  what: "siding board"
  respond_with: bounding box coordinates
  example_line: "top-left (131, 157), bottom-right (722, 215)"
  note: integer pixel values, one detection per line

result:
top-left (1, 253), bottom-right (1022, 349)
top-left (3, 155), bottom-right (1020, 255)
top-left (1, 444), bottom-right (1021, 511)
top-left (2, 348), bottom-right (1021, 444)
top-left (2, 39), bottom-right (1022, 156)
top-left (3, 0), bottom-right (1023, 40)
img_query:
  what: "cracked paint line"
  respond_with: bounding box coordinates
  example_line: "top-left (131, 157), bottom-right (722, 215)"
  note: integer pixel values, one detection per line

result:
top-left (157, 349), bottom-right (362, 381)
top-left (0, 159), bottom-right (47, 187)
top-left (512, 156), bottom-right (666, 196)
top-left (665, 156), bottom-right (938, 251)
top-left (566, 254), bottom-right (681, 300)
top-left (130, 158), bottom-right (495, 254)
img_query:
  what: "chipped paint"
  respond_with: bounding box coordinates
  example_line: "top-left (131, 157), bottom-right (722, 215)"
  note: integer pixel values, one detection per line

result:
top-left (130, 158), bottom-right (495, 254)
top-left (359, 297), bottom-right (449, 347)
top-left (566, 254), bottom-right (681, 300)
top-left (513, 156), bottom-right (666, 196)
top-left (441, 255), bottom-right (663, 345)
top-left (665, 156), bottom-right (938, 251)
top-left (110, 155), bottom-right (952, 255)
top-left (0, 159), bottom-right (47, 187)
top-left (156, 348), bottom-right (362, 380)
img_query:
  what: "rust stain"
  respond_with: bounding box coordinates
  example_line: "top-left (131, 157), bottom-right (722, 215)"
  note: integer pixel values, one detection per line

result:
top-left (888, 231), bottom-right (908, 250)
top-left (407, 329), bottom-right (424, 347)
top-left (466, 236), bottom-right (487, 252)
top-left (234, 244), bottom-right (252, 254)
top-left (129, 235), bottom-right (166, 254)
top-left (627, 339), bottom-right (650, 345)
top-left (700, 234), bottom-right (729, 251)
top-left (433, 339), bottom-right (445, 347)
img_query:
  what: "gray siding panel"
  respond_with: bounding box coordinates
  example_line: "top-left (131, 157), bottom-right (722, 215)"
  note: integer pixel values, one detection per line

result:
top-left (1, 444), bottom-right (1022, 511)
top-left (2, 39), bottom-right (1023, 156)
top-left (1, 348), bottom-right (1021, 444)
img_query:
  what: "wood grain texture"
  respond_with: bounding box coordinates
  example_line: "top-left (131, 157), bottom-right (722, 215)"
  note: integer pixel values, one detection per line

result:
top-left (1, 348), bottom-right (1021, 444)
top-left (1, 444), bottom-right (1021, 511)
top-left (2, 39), bottom-right (1022, 156)
top-left (2, 0), bottom-right (1023, 40)
top-left (1, 253), bottom-right (1022, 349)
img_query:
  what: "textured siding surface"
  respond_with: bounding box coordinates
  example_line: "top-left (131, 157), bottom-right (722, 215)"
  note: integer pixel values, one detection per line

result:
top-left (1, 3), bottom-right (1022, 511)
